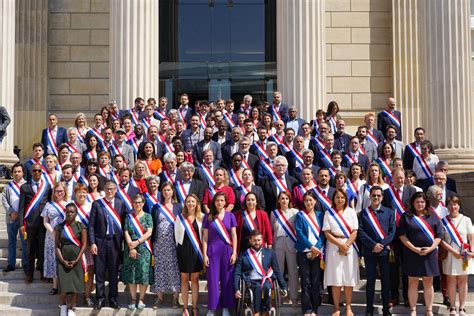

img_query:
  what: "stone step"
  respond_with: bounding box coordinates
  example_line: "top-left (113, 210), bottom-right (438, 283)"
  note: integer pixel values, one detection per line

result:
top-left (0, 258), bottom-right (22, 269)
top-left (0, 247), bottom-right (23, 258)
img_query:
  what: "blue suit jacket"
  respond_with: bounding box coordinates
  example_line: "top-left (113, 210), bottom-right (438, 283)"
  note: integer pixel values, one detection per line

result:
top-left (377, 110), bottom-right (402, 141)
top-left (267, 103), bottom-right (289, 122)
top-left (294, 210), bottom-right (325, 252)
top-left (88, 197), bottom-right (127, 248)
top-left (233, 248), bottom-right (287, 291)
top-left (41, 127), bottom-right (68, 157)
top-left (358, 205), bottom-right (396, 256)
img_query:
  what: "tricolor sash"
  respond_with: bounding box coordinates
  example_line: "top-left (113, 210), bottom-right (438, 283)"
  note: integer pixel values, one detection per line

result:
top-left (259, 160), bottom-right (289, 194)
top-left (386, 185), bottom-right (407, 224)
top-left (376, 158), bottom-right (393, 181)
top-left (366, 131), bottom-right (379, 146)
top-left (431, 204), bottom-right (446, 220)
top-left (198, 113), bottom-right (207, 129)
top-left (46, 129), bottom-right (59, 156)
top-left (363, 207), bottom-right (386, 241)
top-left (229, 168), bottom-right (243, 187)
top-left (343, 153), bottom-right (357, 166)
top-left (272, 209), bottom-right (297, 243)
top-left (143, 191), bottom-right (159, 208)
top-left (24, 181), bottom-right (48, 226)
top-left (99, 198), bottom-right (122, 232)
top-left (408, 145), bottom-right (433, 179)
top-left (129, 109), bottom-right (140, 125)
top-left (328, 116), bottom-right (337, 134)
top-left (163, 142), bottom-right (174, 154)
top-left (65, 142), bottom-right (79, 154)
top-left (141, 118), bottom-right (152, 131)
top-left (78, 175), bottom-right (89, 187)
top-left (8, 181), bottom-right (21, 199)
top-left (412, 215), bottom-right (435, 243)
top-left (62, 221), bottom-right (88, 282)
top-left (116, 186), bottom-right (133, 212)
top-left (50, 201), bottom-right (66, 221)
top-left (326, 207), bottom-right (360, 256)
top-left (320, 149), bottom-right (334, 169)
top-left (246, 247), bottom-right (274, 287)
top-left (176, 180), bottom-right (190, 204)
top-left (178, 214), bottom-right (203, 263)
top-left (43, 171), bottom-right (56, 187)
top-left (441, 216), bottom-right (469, 250)
top-left (242, 211), bottom-right (257, 232)
top-left (199, 164), bottom-right (215, 186)
top-left (155, 202), bottom-right (176, 225)
top-left (287, 149), bottom-right (304, 169)
top-left (346, 180), bottom-right (358, 198)
top-left (127, 212), bottom-right (152, 254)
top-left (128, 138), bottom-right (141, 155)
top-left (162, 169), bottom-right (175, 184)
top-left (383, 110), bottom-right (401, 128)
top-left (212, 217), bottom-right (233, 245)
top-left (178, 108), bottom-right (188, 128)
top-left (271, 105), bottom-right (282, 122)
top-left (300, 210), bottom-right (322, 245)
top-left (223, 112), bottom-right (236, 129)
top-left (109, 142), bottom-right (123, 158)
top-left (89, 128), bottom-right (105, 150)
top-left (85, 151), bottom-right (97, 161)
top-left (154, 110), bottom-right (167, 120)
top-left (77, 129), bottom-right (86, 143)
top-left (313, 137), bottom-right (325, 151)
top-left (253, 141), bottom-right (269, 160)
top-left (278, 141), bottom-right (292, 155)
top-left (75, 202), bottom-right (90, 226)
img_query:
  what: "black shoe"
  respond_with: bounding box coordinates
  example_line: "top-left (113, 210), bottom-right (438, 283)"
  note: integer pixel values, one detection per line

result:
top-left (383, 311), bottom-right (392, 316)
top-left (3, 266), bottom-right (15, 273)
top-left (365, 312), bottom-right (374, 316)
top-left (49, 288), bottom-right (58, 295)
top-left (110, 300), bottom-right (120, 309)
top-left (95, 299), bottom-right (106, 310)
top-left (443, 296), bottom-right (451, 307)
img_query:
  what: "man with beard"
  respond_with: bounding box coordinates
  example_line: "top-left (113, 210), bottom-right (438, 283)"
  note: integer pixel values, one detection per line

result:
top-left (193, 126), bottom-right (222, 166)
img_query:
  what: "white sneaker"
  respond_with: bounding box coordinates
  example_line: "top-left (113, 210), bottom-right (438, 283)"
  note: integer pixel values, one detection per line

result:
top-left (206, 311), bottom-right (216, 316)
top-left (222, 308), bottom-right (231, 316)
top-left (67, 309), bottom-right (76, 316)
top-left (59, 305), bottom-right (67, 316)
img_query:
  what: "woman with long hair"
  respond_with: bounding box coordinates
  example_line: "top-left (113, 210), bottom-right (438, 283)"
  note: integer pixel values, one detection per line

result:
top-left (233, 168), bottom-right (266, 211)
top-left (87, 173), bottom-right (104, 202)
top-left (175, 194), bottom-right (204, 316)
top-left (202, 192), bottom-right (238, 316)
top-left (83, 135), bottom-right (101, 163)
top-left (356, 163), bottom-right (388, 212)
top-left (376, 143), bottom-right (396, 182)
top-left (292, 167), bottom-right (317, 210)
top-left (143, 176), bottom-right (160, 214)
top-left (132, 161), bottom-right (149, 193)
top-left (334, 172), bottom-right (356, 208)
top-left (138, 141), bottom-right (163, 176)
top-left (202, 168), bottom-right (235, 213)
top-left (44, 154), bottom-right (61, 185)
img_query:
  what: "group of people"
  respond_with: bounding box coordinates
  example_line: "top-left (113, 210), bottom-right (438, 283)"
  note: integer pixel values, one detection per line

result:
top-left (2, 92), bottom-right (473, 316)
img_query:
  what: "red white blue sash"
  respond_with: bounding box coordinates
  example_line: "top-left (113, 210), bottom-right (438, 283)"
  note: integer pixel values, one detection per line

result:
top-left (199, 164), bottom-right (215, 186)
top-left (99, 165), bottom-right (109, 178)
top-left (253, 141), bottom-right (269, 160)
top-left (366, 131), bottom-right (379, 146)
top-left (128, 138), bottom-right (140, 155)
top-left (363, 207), bottom-right (386, 241)
top-left (343, 153), bottom-right (357, 165)
top-left (270, 134), bottom-right (284, 147)
top-left (78, 175), bottom-right (89, 187)
top-left (271, 104), bottom-right (282, 122)
top-left (163, 142), bottom-right (174, 153)
top-left (409, 145), bottom-right (433, 179)
top-left (383, 110), bottom-right (401, 128)
top-left (46, 129), bottom-right (59, 156)
top-left (328, 116), bottom-right (337, 134)
top-left (75, 202), bottom-right (90, 226)
top-left (346, 180), bottom-right (358, 198)
top-left (8, 181), bottom-right (21, 199)
top-left (259, 159), bottom-right (274, 178)
top-left (24, 181), bottom-right (48, 225)
top-left (223, 112), bottom-right (236, 129)
top-left (77, 129), bottom-right (86, 143)
top-left (127, 212), bottom-right (152, 254)
top-left (246, 248), bottom-right (273, 287)
top-left (62, 221), bottom-right (88, 282)
top-left (212, 216), bottom-right (232, 245)
top-left (412, 215), bottom-right (435, 243)
top-left (431, 205), bottom-right (445, 220)
top-left (178, 214), bottom-right (203, 263)
top-left (99, 198), bottom-right (122, 232)
top-left (109, 142), bottom-right (123, 157)
top-left (198, 113), bottom-right (207, 129)
top-left (155, 202), bottom-right (176, 225)
top-left (50, 201), bottom-right (66, 221)
top-left (320, 149), bottom-right (334, 169)
top-left (238, 185), bottom-right (251, 205)
top-left (116, 186), bottom-right (133, 212)
top-left (109, 172), bottom-right (120, 185)
top-left (85, 151), bottom-right (96, 161)
top-left (288, 149), bottom-right (304, 169)
top-left (386, 185), bottom-right (406, 224)
top-left (441, 216), bottom-right (469, 250)
top-left (176, 180), bottom-right (190, 204)
top-left (141, 118), bottom-right (152, 131)
top-left (154, 110), bottom-right (167, 120)
top-left (258, 160), bottom-right (289, 194)
top-left (376, 158), bottom-right (393, 181)
top-left (178, 108), bottom-right (188, 128)
top-left (300, 211), bottom-right (322, 243)
top-left (129, 109), bottom-right (140, 125)
top-left (229, 168), bottom-right (243, 187)
top-left (326, 206), bottom-right (360, 256)
top-left (242, 211), bottom-right (257, 232)
top-left (272, 209), bottom-right (297, 243)
top-left (65, 142), bottom-right (79, 154)
top-left (89, 128), bottom-right (105, 148)
top-left (313, 137), bottom-right (325, 151)
top-left (162, 169), bottom-right (175, 184)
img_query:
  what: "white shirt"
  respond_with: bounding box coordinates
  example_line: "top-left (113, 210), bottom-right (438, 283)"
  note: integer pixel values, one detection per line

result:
top-left (413, 154), bottom-right (439, 180)
top-left (249, 248), bottom-right (264, 280)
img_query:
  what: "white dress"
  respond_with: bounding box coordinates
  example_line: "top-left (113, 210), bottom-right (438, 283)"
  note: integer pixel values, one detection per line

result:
top-left (323, 207), bottom-right (360, 287)
top-left (442, 215), bottom-right (474, 275)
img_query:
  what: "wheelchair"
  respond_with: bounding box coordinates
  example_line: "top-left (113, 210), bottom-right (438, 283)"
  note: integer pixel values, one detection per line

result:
top-left (236, 278), bottom-right (282, 316)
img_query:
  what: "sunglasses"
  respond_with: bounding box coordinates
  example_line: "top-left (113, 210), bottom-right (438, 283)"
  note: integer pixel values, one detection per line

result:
top-left (32, 169), bottom-right (42, 173)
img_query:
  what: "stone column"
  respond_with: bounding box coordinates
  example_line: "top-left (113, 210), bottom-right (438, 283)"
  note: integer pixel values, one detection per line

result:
top-left (276, 0), bottom-right (326, 121)
top-left (418, 0), bottom-right (474, 172)
top-left (110, 0), bottom-right (160, 109)
top-left (392, 0), bottom-right (422, 144)
top-left (0, 0), bottom-right (19, 166)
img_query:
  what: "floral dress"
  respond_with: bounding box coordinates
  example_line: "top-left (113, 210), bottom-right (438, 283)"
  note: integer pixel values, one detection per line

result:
top-left (41, 201), bottom-right (66, 278)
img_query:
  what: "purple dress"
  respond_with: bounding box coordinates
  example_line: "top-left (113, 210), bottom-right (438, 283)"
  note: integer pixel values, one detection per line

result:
top-left (399, 213), bottom-right (442, 277)
top-left (203, 212), bottom-right (237, 311)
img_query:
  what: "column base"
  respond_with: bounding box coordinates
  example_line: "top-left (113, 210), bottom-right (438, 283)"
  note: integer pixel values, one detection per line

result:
top-left (436, 149), bottom-right (474, 174)
top-left (0, 150), bottom-right (19, 168)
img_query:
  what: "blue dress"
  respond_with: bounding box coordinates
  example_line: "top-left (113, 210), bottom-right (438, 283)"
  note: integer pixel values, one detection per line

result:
top-left (399, 212), bottom-right (442, 277)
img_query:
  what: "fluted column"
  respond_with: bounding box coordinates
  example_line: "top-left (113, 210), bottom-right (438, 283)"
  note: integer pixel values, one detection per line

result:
top-left (418, 0), bottom-right (474, 171)
top-left (392, 0), bottom-right (422, 144)
top-left (110, 0), bottom-right (160, 109)
top-left (0, 0), bottom-right (19, 166)
top-left (276, 0), bottom-right (325, 121)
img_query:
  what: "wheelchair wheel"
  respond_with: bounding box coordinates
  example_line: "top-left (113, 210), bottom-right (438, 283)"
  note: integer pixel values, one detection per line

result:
top-left (269, 281), bottom-right (281, 316)
top-left (237, 279), bottom-right (253, 316)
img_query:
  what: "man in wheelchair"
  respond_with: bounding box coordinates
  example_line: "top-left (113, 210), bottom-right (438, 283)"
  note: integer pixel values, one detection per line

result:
top-left (233, 229), bottom-right (288, 316)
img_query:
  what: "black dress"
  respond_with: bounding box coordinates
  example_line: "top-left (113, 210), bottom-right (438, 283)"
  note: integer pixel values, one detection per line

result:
top-left (399, 212), bottom-right (442, 277)
top-left (177, 219), bottom-right (203, 273)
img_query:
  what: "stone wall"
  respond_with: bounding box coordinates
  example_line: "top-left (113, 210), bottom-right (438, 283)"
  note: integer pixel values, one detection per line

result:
top-left (326, 0), bottom-right (392, 128)
top-left (48, 0), bottom-right (110, 121)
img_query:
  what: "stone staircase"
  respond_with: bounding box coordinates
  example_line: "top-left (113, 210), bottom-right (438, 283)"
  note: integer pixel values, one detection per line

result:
top-left (0, 197), bottom-right (472, 315)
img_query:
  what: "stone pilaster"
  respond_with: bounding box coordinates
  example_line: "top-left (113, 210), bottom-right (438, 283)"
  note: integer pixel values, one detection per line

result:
top-left (109, 0), bottom-right (159, 109)
top-left (276, 0), bottom-right (325, 121)
top-left (15, 0), bottom-right (48, 159)
top-left (392, 0), bottom-right (422, 144)
top-left (0, 0), bottom-right (19, 166)
top-left (418, 0), bottom-right (474, 172)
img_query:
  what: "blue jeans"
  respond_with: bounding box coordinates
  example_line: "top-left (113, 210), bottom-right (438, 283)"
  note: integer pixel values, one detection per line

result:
top-left (6, 222), bottom-right (27, 271)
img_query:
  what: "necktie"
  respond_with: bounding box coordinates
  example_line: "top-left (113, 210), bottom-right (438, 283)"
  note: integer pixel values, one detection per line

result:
top-left (323, 190), bottom-right (327, 197)
top-left (33, 182), bottom-right (38, 193)
top-left (106, 204), bottom-right (115, 236)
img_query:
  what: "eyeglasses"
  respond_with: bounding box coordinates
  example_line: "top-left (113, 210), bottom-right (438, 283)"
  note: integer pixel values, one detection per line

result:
top-left (32, 169), bottom-right (42, 173)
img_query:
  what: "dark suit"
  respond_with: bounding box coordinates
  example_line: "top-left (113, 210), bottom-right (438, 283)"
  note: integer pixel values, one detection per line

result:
top-left (334, 132), bottom-right (352, 153)
top-left (233, 184), bottom-right (266, 211)
top-left (368, 128), bottom-right (385, 144)
top-left (342, 153), bottom-right (370, 172)
top-left (89, 197), bottom-right (127, 302)
top-left (261, 174), bottom-right (299, 215)
top-left (41, 127), bottom-right (68, 157)
top-left (192, 140), bottom-right (222, 166)
top-left (18, 181), bottom-right (52, 278)
top-left (119, 184), bottom-right (140, 199)
top-left (212, 131), bottom-right (231, 143)
top-left (291, 164), bottom-right (320, 183)
top-left (267, 103), bottom-right (289, 123)
top-left (194, 162), bottom-right (220, 186)
top-left (159, 169), bottom-right (179, 188)
top-left (377, 110), bottom-right (402, 141)
top-left (358, 205), bottom-right (396, 313)
top-left (175, 179), bottom-right (206, 203)
top-left (221, 140), bottom-right (239, 169)
top-left (314, 186), bottom-right (335, 212)
top-left (233, 248), bottom-right (287, 312)
top-left (241, 152), bottom-right (259, 175)
top-left (285, 150), bottom-right (305, 173)
top-left (23, 158), bottom-right (47, 182)
top-left (178, 106), bottom-right (194, 126)
top-left (314, 149), bottom-right (335, 169)
top-left (382, 184), bottom-right (416, 302)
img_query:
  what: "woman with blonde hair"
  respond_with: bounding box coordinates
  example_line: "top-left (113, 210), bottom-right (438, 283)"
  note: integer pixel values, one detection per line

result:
top-left (202, 167), bottom-right (235, 213)
top-left (44, 154), bottom-right (61, 185)
top-left (356, 163), bottom-right (388, 212)
top-left (132, 160), bottom-right (149, 193)
top-left (175, 194), bottom-right (203, 316)
top-left (74, 112), bottom-right (89, 143)
top-left (41, 182), bottom-right (69, 295)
